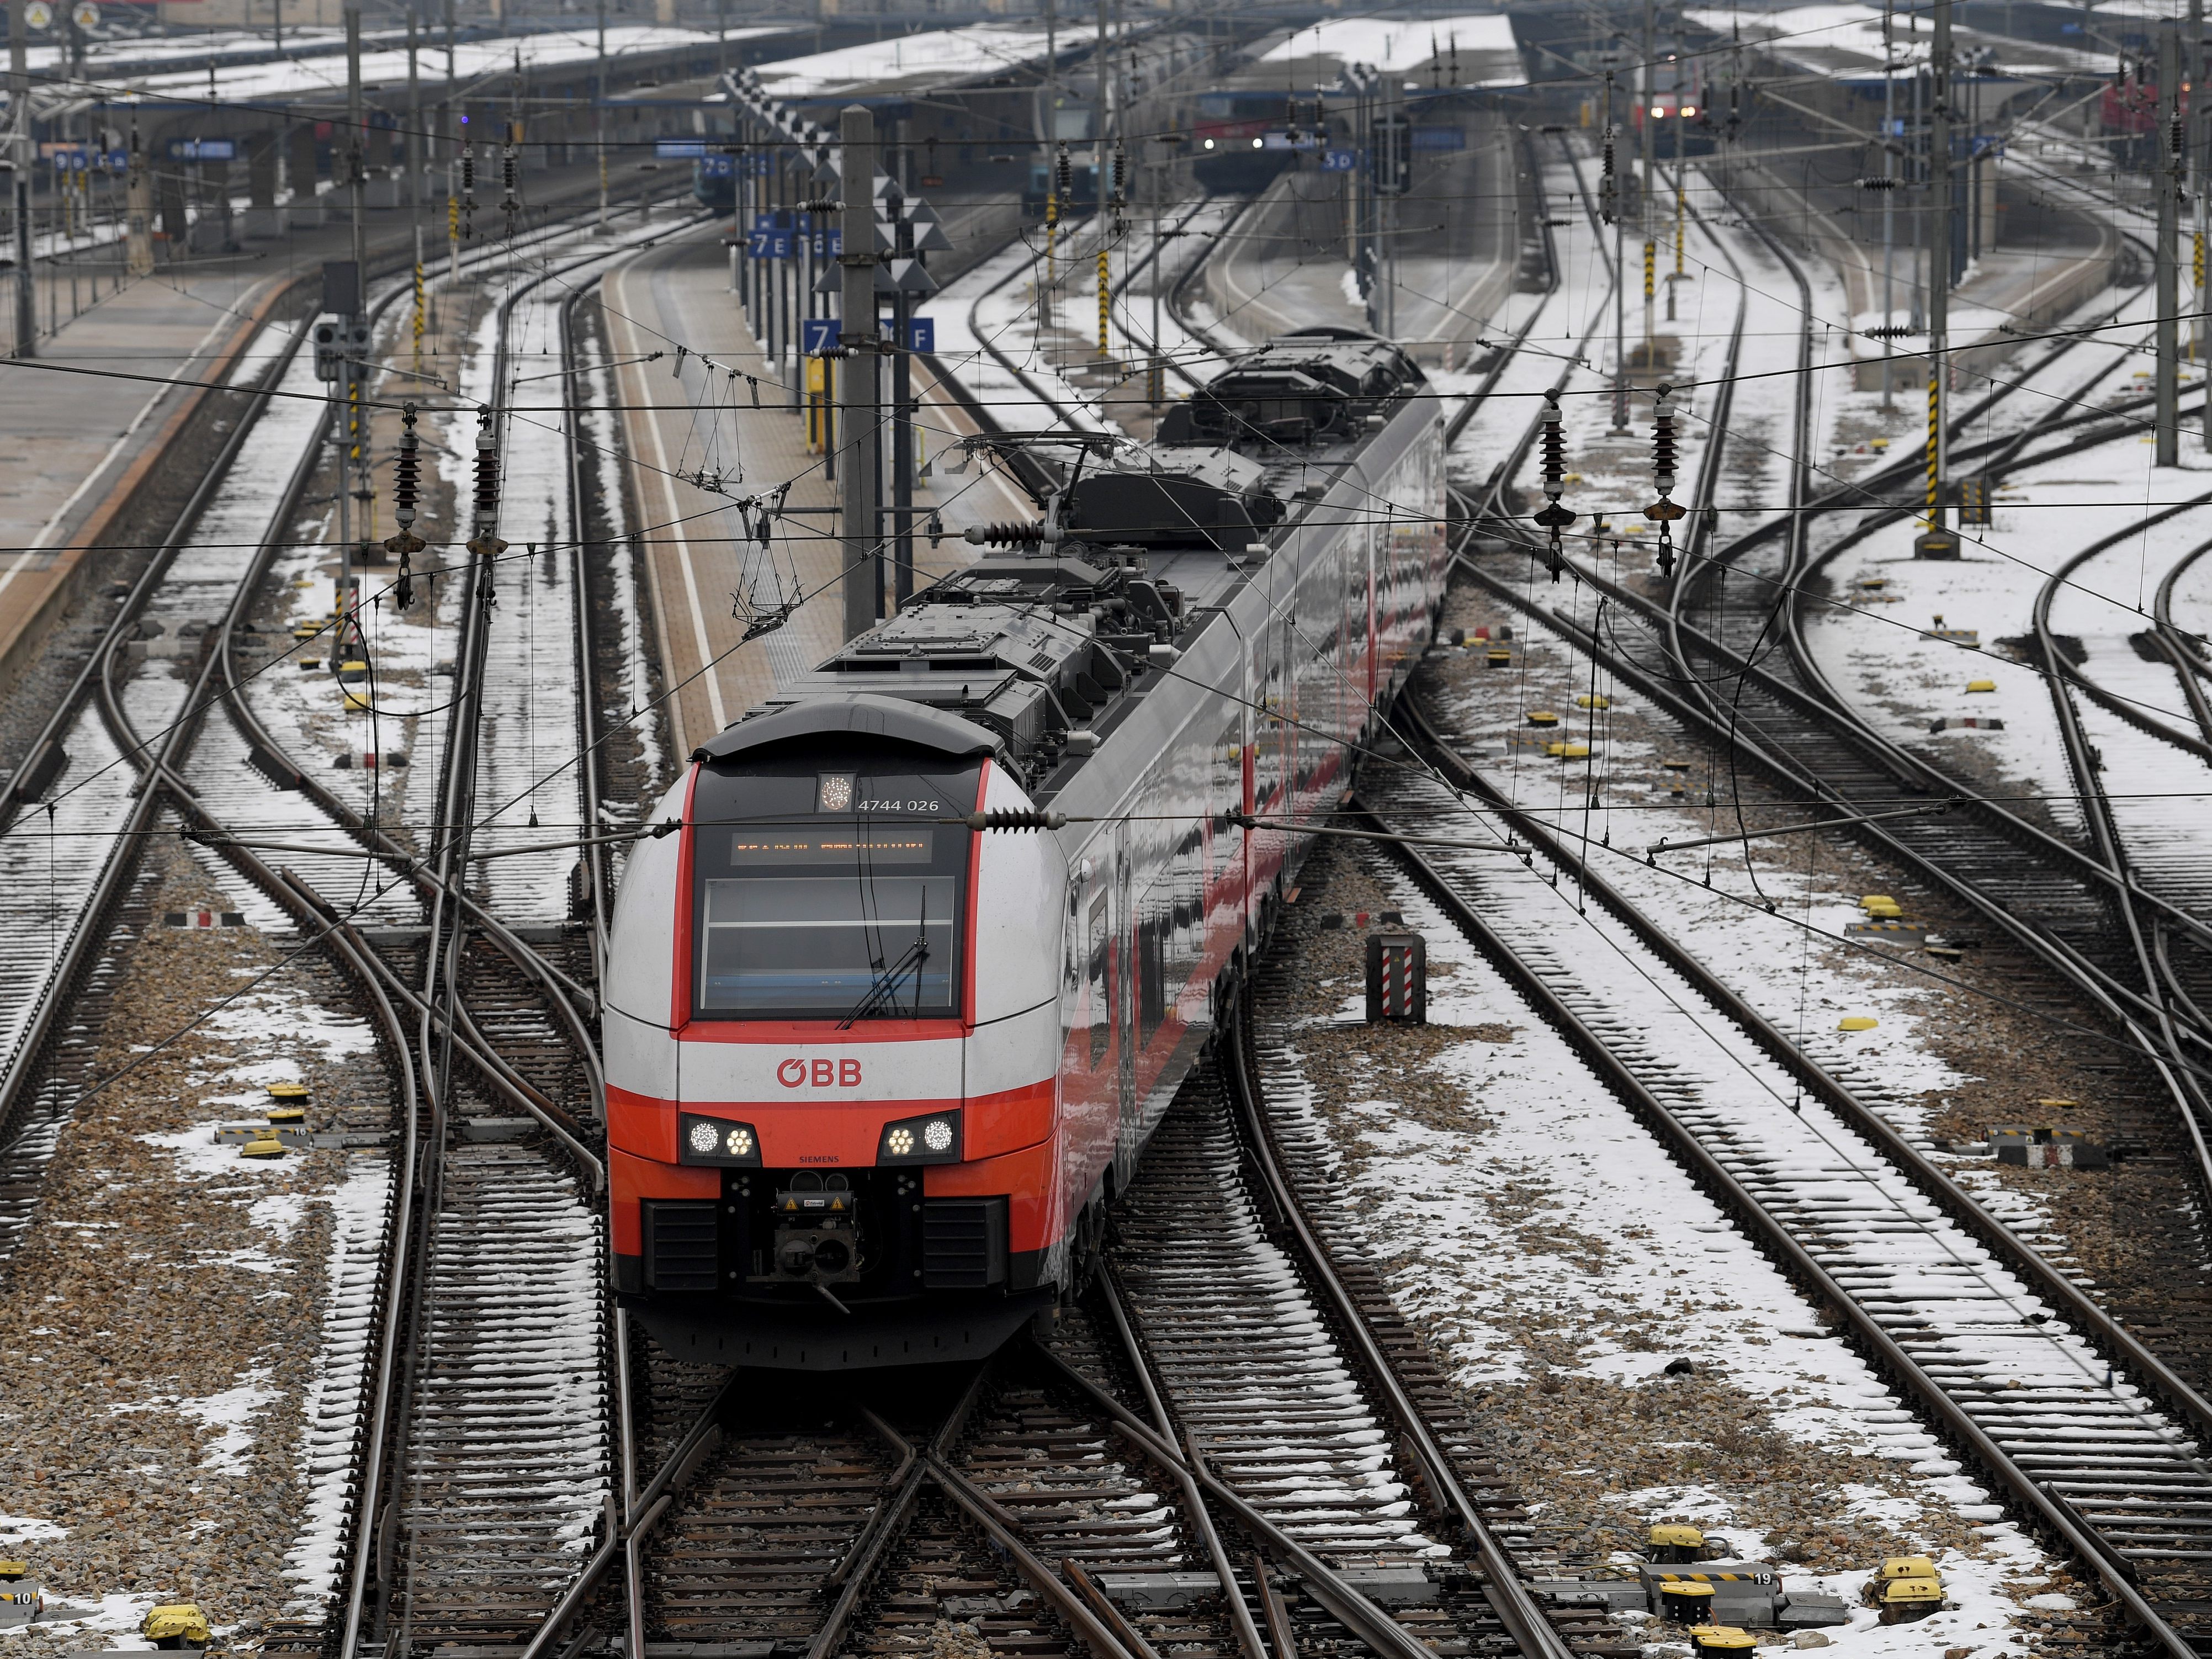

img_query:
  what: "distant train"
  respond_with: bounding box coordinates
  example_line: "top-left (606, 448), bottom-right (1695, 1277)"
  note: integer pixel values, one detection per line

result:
top-left (691, 156), bottom-right (735, 213)
top-left (1021, 156), bottom-right (1100, 220)
top-left (602, 328), bottom-right (1448, 1368)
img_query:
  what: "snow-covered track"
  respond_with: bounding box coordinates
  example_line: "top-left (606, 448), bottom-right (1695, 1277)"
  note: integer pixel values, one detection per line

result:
top-left (1340, 765), bottom-right (2212, 1657)
top-left (1452, 141), bottom-right (2212, 1228)
top-left (1089, 1042), bottom-right (1588, 1659)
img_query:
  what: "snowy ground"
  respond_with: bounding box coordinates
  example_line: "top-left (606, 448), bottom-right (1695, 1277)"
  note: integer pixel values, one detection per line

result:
top-left (1255, 829), bottom-right (2096, 1659)
top-left (0, 834), bottom-right (394, 1655)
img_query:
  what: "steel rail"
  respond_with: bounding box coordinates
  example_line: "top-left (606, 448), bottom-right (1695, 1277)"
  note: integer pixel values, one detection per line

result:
top-left (1213, 1000), bottom-right (1580, 1659)
top-left (2028, 499), bottom-right (2212, 1200)
top-left (1343, 793), bottom-right (2198, 1659)
top-left (1664, 168), bottom-right (1813, 689)
top-left (0, 193), bottom-right (629, 842)
top-left (1451, 547), bottom-right (2212, 1074)
top-left (1112, 190), bottom-right (1238, 390)
top-left (1091, 1260), bottom-right (1274, 1659)
top-left (2150, 536), bottom-right (2212, 746)
top-left (564, 276), bottom-right (616, 983)
top-left (1389, 686), bottom-right (2212, 1463)
top-left (355, 231), bottom-right (653, 1659)
top-left (514, 1367), bottom-right (752, 1659)
top-left (0, 308), bottom-right (315, 1149)
top-left (1042, 1288), bottom-right (1493, 1659)
top-left (2033, 503), bottom-right (2212, 765)
top-left (1483, 469), bottom-right (2212, 996)
top-left (1465, 131), bottom-right (1619, 533)
top-left (1163, 188), bottom-right (1259, 362)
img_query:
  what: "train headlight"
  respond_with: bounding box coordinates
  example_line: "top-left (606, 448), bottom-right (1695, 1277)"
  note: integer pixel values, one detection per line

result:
top-left (677, 1113), bottom-right (762, 1167)
top-left (877, 1110), bottom-right (962, 1165)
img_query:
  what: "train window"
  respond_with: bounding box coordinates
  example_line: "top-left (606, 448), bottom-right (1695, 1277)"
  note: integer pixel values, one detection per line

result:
top-left (1087, 892), bottom-right (1111, 1068)
top-left (699, 874), bottom-right (959, 1017)
top-left (688, 755), bottom-right (979, 1021)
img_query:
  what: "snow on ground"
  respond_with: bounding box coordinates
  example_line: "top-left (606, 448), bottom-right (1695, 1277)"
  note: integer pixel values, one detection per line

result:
top-left (750, 21), bottom-right (1095, 97)
top-left (933, 234), bottom-right (1113, 432)
top-left (0, 835), bottom-right (397, 1650)
top-left (1257, 13), bottom-right (1523, 81)
top-left (1259, 838), bottom-right (2074, 1659)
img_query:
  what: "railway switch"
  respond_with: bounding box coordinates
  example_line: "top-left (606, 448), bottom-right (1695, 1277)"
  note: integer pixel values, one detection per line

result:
top-left (1365, 932), bottom-right (1426, 1025)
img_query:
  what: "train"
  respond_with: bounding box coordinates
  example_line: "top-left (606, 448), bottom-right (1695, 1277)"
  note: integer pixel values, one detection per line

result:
top-left (603, 326), bottom-right (1449, 1368)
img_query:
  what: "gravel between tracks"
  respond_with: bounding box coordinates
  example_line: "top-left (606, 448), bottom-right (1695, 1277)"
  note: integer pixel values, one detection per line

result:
top-left (1431, 576), bottom-right (2212, 1359)
top-left (0, 829), bottom-right (389, 1655)
top-left (1257, 838), bottom-right (2091, 1659)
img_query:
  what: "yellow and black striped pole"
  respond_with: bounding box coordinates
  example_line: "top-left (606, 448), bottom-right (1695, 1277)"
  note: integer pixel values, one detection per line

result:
top-left (1044, 190), bottom-right (1058, 325)
top-left (2194, 230), bottom-right (2205, 364)
top-left (1643, 238), bottom-right (1655, 304)
top-left (1926, 372), bottom-right (1941, 520)
top-left (1097, 243), bottom-right (1110, 357)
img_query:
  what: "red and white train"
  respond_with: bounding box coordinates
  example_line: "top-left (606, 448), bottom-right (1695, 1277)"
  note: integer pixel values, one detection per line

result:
top-left (604, 328), bottom-right (1448, 1367)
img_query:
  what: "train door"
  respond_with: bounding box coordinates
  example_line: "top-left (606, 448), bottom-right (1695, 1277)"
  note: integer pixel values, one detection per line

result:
top-left (1277, 614), bottom-right (1298, 824)
top-left (1364, 522), bottom-right (1379, 708)
top-left (1114, 829), bottom-right (1137, 1175)
top-left (1066, 851), bottom-right (1117, 1210)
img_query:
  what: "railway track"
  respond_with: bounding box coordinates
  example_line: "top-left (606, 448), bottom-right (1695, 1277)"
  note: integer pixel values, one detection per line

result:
top-left (0, 198), bottom-right (686, 1269)
top-left (1404, 131), bottom-right (2212, 1656)
top-left (1454, 142), bottom-right (2212, 1216)
top-left (1330, 718), bottom-right (2212, 1656)
top-left (0, 203), bottom-right (698, 1656)
top-left (489, 148), bottom-right (1602, 1659)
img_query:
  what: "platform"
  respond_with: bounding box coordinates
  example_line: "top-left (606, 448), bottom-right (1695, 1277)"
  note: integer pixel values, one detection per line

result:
top-left (0, 264), bottom-right (291, 701)
top-left (604, 230), bottom-right (1028, 757)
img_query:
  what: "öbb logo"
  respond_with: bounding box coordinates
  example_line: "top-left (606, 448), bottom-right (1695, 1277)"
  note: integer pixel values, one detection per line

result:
top-left (778, 1057), bottom-right (862, 1089)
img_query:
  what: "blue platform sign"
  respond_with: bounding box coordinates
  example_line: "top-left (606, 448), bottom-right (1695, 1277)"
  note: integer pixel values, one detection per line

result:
top-left (747, 230), bottom-right (792, 258)
top-left (802, 317), bottom-right (841, 354)
top-left (655, 139), bottom-right (712, 158)
top-left (906, 317), bottom-right (935, 353)
top-left (168, 138), bottom-right (236, 162)
top-left (1321, 149), bottom-right (1359, 172)
top-left (45, 146), bottom-right (126, 171)
top-left (697, 155), bottom-right (734, 179)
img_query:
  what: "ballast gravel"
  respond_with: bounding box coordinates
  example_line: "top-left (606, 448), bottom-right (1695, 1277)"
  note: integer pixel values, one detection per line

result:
top-left (0, 831), bottom-right (389, 1655)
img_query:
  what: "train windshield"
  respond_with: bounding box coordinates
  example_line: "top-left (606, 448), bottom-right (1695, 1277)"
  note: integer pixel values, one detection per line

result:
top-left (688, 756), bottom-right (979, 1021)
